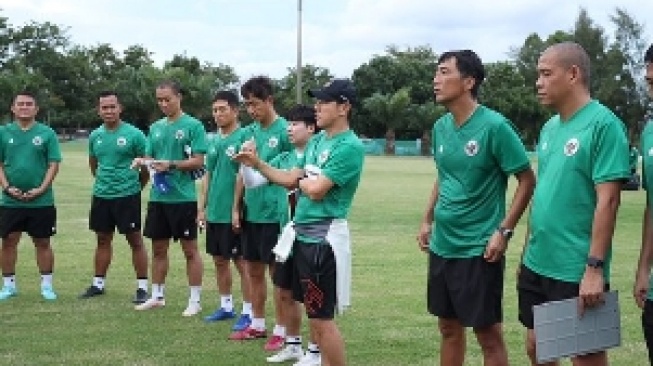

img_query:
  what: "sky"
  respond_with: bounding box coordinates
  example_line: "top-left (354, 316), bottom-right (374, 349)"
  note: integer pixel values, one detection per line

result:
top-left (0, 0), bottom-right (651, 80)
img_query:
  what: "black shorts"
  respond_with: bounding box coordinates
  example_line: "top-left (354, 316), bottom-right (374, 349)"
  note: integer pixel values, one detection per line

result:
top-left (241, 222), bottom-right (279, 264)
top-left (427, 252), bottom-right (505, 328)
top-left (89, 193), bottom-right (141, 234)
top-left (643, 300), bottom-right (653, 365)
top-left (206, 222), bottom-right (242, 258)
top-left (517, 264), bottom-right (610, 329)
top-left (294, 241), bottom-right (337, 320)
top-left (0, 206), bottom-right (56, 239)
top-left (143, 202), bottom-right (197, 241)
top-left (273, 255), bottom-right (302, 300)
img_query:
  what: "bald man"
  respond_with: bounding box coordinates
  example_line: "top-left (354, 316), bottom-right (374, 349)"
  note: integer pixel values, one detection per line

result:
top-left (517, 42), bottom-right (629, 366)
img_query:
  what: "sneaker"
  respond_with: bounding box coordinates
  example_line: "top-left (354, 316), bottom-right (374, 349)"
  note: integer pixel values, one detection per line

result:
top-left (0, 286), bottom-right (17, 301)
top-left (182, 302), bottom-right (202, 317)
top-left (229, 326), bottom-right (267, 340)
top-left (79, 285), bottom-right (104, 299)
top-left (266, 345), bottom-right (303, 363)
top-left (264, 335), bottom-right (285, 351)
top-left (132, 288), bottom-right (149, 304)
top-left (41, 285), bottom-right (57, 301)
top-left (293, 351), bottom-right (322, 366)
top-left (134, 297), bottom-right (165, 311)
top-left (232, 313), bottom-right (252, 331)
top-left (204, 307), bottom-right (235, 322)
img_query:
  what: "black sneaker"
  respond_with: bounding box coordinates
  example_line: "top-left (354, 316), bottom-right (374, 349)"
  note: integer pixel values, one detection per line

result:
top-left (79, 285), bottom-right (105, 299)
top-left (132, 288), bottom-right (149, 304)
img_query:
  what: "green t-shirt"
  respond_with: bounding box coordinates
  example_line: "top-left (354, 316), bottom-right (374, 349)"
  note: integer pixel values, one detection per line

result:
top-left (0, 122), bottom-right (62, 207)
top-left (270, 149), bottom-right (304, 225)
top-left (242, 117), bottom-right (292, 223)
top-left (89, 122), bottom-right (147, 198)
top-left (429, 105), bottom-right (530, 258)
top-left (205, 127), bottom-right (247, 223)
top-left (630, 146), bottom-right (640, 170)
top-left (294, 130), bottom-right (364, 227)
top-left (146, 113), bottom-right (207, 203)
top-left (523, 100), bottom-right (630, 283)
top-left (640, 120), bottom-right (653, 299)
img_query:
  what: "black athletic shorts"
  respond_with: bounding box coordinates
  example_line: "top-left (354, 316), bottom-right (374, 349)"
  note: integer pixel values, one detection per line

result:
top-left (0, 206), bottom-right (56, 239)
top-left (89, 193), bottom-right (141, 234)
top-left (643, 300), bottom-right (653, 365)
top-left (241, 222), bottom-right (279, 264)
top-left (294, 240), bottom-right (337, 320)
top-left (273, 254), bottom-right (302, 301)
top-left (517, 264), bottom-right (610, 329)
top-left (143, 202), bottom-right (197, 241)
top-left (427, 251), bottom-right (505, 328)
top-left (205, 222), bottom-right (242, 258)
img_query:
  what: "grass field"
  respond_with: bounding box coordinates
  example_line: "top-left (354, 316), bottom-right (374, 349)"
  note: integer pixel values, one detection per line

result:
top-left (0, 141), bottom-right (649, 365)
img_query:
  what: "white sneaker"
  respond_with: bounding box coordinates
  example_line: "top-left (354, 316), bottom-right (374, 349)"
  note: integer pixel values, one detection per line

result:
top-left (134, 297), bottom-right (165, 311)
top-left (293, 351), bottom-right (321, 366)
top-left (266, 345), bottom-right (303, 363)
top-left (182, 301), bottom-right (202, 317)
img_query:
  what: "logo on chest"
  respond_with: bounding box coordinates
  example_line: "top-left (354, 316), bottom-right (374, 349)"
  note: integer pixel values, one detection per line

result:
top-left (318, 149), bottom-right (330, 164)
top-left (268, 137), bottom-right (279, 148)
top-left (464, 140), bottom-right (479, 157)
top-left (564, 138), bottom-right (579, 157)
top-left (32, 136), bottom-right (43, 146)
top-left (117, 137), bottom-right (127, 146)
top-left (175, 130), bottom-right (185, 140)
top-left (225, 146), bottom-right (236, 157)
top-left (649, 147), bottom-right (653, 157)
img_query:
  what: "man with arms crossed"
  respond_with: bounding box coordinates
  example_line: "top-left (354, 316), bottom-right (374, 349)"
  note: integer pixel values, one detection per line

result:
top-left (134, 80), bottom-right (207, 317)
top-left (518, 42), bottom-right (629, 366)
top-left (0, 91), bottom-right (62, 301)
top-left (229, 76), bottom-right (292, 352)
top-left (198, 90), bottom-right (252, 331)
top-left (633, 43), bottom-right (653, 365)
top-left (417, 49), bottom-right (535, 366)
top-left (236, 78), bottom-right (364, 366)
top-left (79, 91), bottom-right (150, 304)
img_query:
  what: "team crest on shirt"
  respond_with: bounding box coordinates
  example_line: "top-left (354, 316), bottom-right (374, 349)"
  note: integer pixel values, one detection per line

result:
top-left (116, 137), bottom-right (127, 146)
top-left (32, 136), bottom-right (42, 146)
top-left (438, 145), bottom-right (443, 153)
top-left (564, 138), bottom-right (579, 156)
top-left (225, 145), bottom-right (236, 157)
top-left (541, 142), bottom-right (548, 151)
top-left (175, 130), bottom-right (185, 140)
top-left (318, 149), bottom-right (330, 164)
top-left (649, 147), bottom-right (653, 156)
top-left (268, 137), bottom-right (279, 148)
top-left (464, 140), bottom-right (479, 156)
top-left (8, 138), bottom-right (13, 144)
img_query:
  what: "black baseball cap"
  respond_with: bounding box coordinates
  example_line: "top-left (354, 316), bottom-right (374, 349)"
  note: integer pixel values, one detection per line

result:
top-left (308, 78), bottom-right (356, 104)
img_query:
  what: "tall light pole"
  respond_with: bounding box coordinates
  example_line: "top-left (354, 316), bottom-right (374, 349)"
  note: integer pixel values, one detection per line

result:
top-left (296, 0), bottom-right (303, 104)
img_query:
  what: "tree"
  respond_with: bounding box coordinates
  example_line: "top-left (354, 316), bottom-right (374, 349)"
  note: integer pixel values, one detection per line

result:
top-left (275, 64), bottom-right (333, 116)
top-left (362, 88), bottom-right (411, 154)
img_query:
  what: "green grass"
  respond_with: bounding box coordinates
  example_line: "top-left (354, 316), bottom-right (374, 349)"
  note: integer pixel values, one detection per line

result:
top-left (0, 142), bottom-right (648, 365)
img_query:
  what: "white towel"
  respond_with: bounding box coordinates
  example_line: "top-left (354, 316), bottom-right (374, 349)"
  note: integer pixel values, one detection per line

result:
top-left (273, 222), bottom-right (296, 262)
top-left (240, 165), bottom-right (269, 188)
top-left (326, 219), bottom-right (352, 314)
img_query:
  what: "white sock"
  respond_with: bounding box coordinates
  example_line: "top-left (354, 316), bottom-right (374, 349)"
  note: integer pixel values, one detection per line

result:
top-left (220, 294), bottom-right (233, 311)
top-left (137, 278), bottom-right (148, 291)
top-left (241, 301), bottom-right (252, 316)
top-left (251, 317), bottom-right (265, 331)
top-left (152, 284), bottom-right (165, 299)
top-left (308, 342), bottom-right (320, 353)
top-left (189, 286), bottom-right (201, 303)
top-left (286, 335), bottom-right (302, 346)
top-left (3, 274), bottom-right (15, 288)
top-left (273, 324), bottom-right (286, 337)
top-left (93, 276), bottom-right (105, 290)
top-left (41, 273), bottom-right (53, 287)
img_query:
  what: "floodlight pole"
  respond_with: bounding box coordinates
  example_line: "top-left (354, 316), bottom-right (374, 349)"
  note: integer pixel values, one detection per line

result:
top-left (296, 0), bottom-right (303, 104)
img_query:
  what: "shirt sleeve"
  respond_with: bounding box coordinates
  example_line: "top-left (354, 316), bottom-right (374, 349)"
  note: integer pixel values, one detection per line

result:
top-left (47, 128), bottom-right (62, 163)
top-left (206, 141), bottom-right (217, 172)
top-left (191, 123), bottom-right (208, 154)
top-left (592, 117), bottom-right (630, 184)
top-left (491, 119), bottom-right (530, 175)
top-left (135, 129), bottom-right (147, 157)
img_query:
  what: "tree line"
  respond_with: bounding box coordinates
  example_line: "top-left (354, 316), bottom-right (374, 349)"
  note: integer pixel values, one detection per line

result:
top-left (0, 8), bottom-right (649, 153)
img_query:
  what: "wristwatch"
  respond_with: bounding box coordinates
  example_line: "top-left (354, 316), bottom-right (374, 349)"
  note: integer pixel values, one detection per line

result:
top-left (497, 227), bottom-right (514, 240)
top-left (169, 161), bottom-right (177, 170)
top-left (586, 256), bottom-right (604, 269)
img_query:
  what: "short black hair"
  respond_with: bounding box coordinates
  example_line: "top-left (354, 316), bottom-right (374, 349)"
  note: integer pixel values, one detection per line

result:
top-left (213, 90), bottom-right (239, 108)
top-left (437, 50), bottom-right (485, 98)
top-left (286, 104), bottom-right (319, 132)
top-left (14, 90), bottom-right (38, 105)
top-left (98, 90), bottom-right (119, 100)
top-left (646, 43), bottom-right (653, 63)
top-left (240, 76), bottom-right (274, 100)
top-left (157, 80), bottom-right (183, 96)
